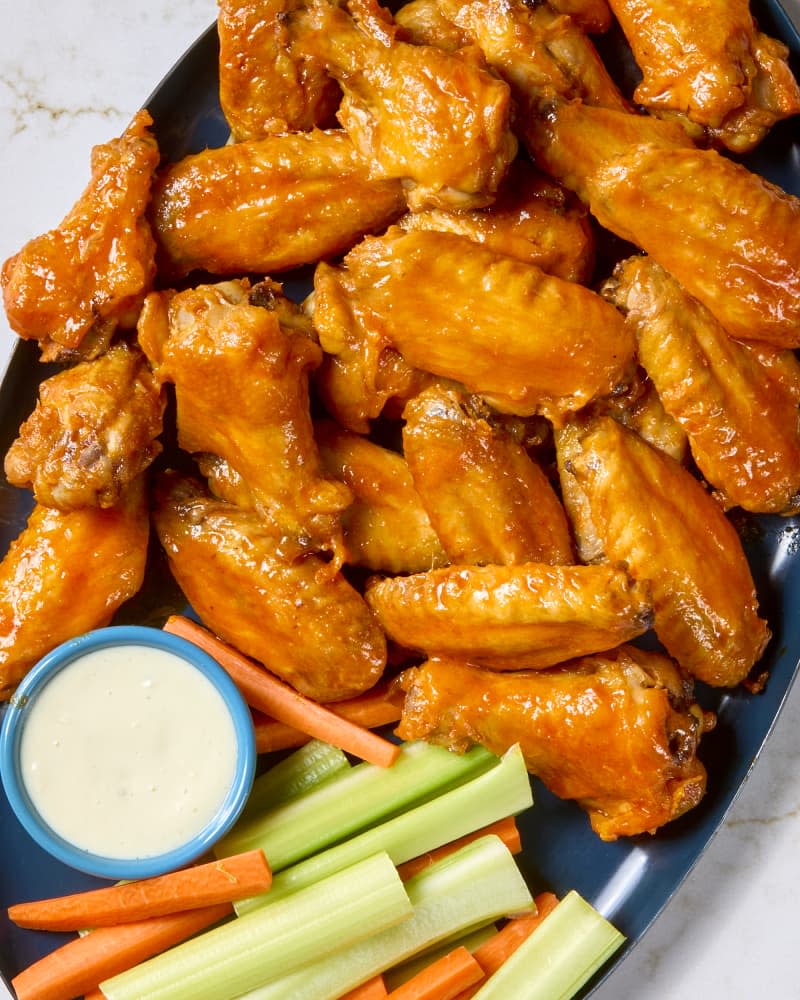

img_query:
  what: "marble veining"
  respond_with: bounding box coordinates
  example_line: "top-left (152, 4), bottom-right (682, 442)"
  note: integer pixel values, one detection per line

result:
top-left (1, 2), bottom-right (800, 999)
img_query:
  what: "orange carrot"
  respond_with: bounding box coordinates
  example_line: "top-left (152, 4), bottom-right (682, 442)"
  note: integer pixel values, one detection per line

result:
top-left (11, 903), bottom-right (231, 1000)
top-left (252, 682), bottom-right (402, 753)
top-left (8, 850), bottom-right (271, 932)
top-left (163, 616), bottom-right (400, 768)
top-left (396, 817), bottom-right (521, 881)
top-left (83, 991), bottom-right (104, 1000)
top-left (450, 893), bottom-right (560, 1000)
top-left (340, 974), bottom-right (388, 999)
top-left (385, 946), bottom-right (484, 1000)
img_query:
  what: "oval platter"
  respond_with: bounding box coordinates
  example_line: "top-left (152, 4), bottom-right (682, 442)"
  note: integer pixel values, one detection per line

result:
top-left (1, 1), bottom-right (799, 996)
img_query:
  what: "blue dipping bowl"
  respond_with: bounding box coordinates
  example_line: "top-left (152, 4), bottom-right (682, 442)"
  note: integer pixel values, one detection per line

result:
top-left (0, 625), bottom-right (256, 880)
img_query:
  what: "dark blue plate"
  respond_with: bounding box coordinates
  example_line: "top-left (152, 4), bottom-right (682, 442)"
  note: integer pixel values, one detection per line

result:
top-left (1, 2), bottom-right (799, 995)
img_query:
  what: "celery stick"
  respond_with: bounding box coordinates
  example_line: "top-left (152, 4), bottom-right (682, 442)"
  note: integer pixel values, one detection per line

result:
top-left (236, 743), bottom-right (532, 914)
top-left (471, 890), bottom-right (625, 1000)
top-left (238, 740), bottom-right (351, 823)
top-left (99, 852), bottom-right (412, 1000)
top-left (239, 835), bottom-right (534, 1000)
top-left (218, 740), bottom-right (497, 871)
top-left (383, 924), bottom-right (498, 990)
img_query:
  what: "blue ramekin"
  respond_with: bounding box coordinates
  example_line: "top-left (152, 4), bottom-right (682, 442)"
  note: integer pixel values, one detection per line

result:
top-left (0, 625), bottom-right (256, 880)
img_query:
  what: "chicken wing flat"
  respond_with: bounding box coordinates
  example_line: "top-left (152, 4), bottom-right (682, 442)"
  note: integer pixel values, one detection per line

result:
top-left (139, 279), bottom-right (351, 556)
top-left (310, 228), bottom-right (635, 423)
top-left (397, 158), bottom-right (595, 283)
top-left (395, 647), bottom-right (709, 840)
top-left (527, 100), bottom-right (800, 348)
top-left (607, 0), bottom-right (800, 151)
top-left (296, 0), bottom-right (517, 210)
top-left (151, 129), bottom-right (406, 281)
top-left (567, 415), bottom-right (770, 686)
top-left (604, 255), bottom-right (800, 514)
top-left (0, 478), bottom-right (149, 699)
top-left (402, 384), bottom-right (574, 565)
top-left (316, 420), bottom-right (447, 574)
top-left (218, 0), bottom-right (341, 139)
top-left (365, 562), bottom-right (652, 668)
top-left (5, 342), bottom-right (164, 510)
top-left (153, 472), bottom-right (386, 702)
top-left (2, 111), bottom-right (159, 363)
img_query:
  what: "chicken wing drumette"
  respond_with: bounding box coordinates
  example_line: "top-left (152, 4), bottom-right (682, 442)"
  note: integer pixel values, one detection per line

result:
top-left (218, 0), bottom-right (342, 139)
top-left (2, 112), bottom-right (159, 362)
top-left (0, 478), bottom-right (149, 699)
top-left (138, 278), bottom-right (351, 558)
top-left (296, 0), bottom-right (517, 210)
top-left (606, 0), bottom-right (800, 151)
top-left (5, 342), bottom-right (164, 510)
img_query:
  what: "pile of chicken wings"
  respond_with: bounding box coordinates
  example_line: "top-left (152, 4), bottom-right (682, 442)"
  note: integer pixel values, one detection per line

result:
top-left (2, 0), bottom-right (799, 841)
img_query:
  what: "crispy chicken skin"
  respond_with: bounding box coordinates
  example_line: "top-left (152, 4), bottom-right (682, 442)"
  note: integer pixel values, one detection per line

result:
top-left (0, 478), bottom-right (149, 700)
top-left (218, 0), bottom-right (341, 139)
top-left (315, 420), bottom-right (448, 574)
top-left (365, 562), bottom-right (652, 668)
top-left (139, 279), bottom-right (351, 557)
top-left (5, 342), bottom-right (165, 511)
top-left (397, 158), bottom-right (595, 283)
top-left (607, 0), bottom-right (800, 151)
top-left (395, 648), bottom-right (709, 840)
top-left (310, 228), bottom-right (635, 424)
top-left (402, 385), bottom-right (574, 566)
top-left (567, 416), bottom-right (770, 686)
top-left (433, 0), bottom-right (628, 114)
top-left (151, 129), bottom-right (406, 280)
top-left (604, 256), bottom-right (800, 514)
top-left (2, 111), bottom-right (159, 363)
top-left (527, 100), bottom-right (800, 348)
top-left (296, 0), bottom-right (517, 210)
top-left (153, 472), bottom-right (386, 702)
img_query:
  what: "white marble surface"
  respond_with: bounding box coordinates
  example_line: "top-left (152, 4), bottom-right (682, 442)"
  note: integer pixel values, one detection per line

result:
top-left (1, 2), bottom-right (800, 998)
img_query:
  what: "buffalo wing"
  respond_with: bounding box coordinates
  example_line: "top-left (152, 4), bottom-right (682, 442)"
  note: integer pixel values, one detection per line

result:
top-left (153, 472), bottom-right (386, 702)
top-left (395, 648), bottom-right (710, 840)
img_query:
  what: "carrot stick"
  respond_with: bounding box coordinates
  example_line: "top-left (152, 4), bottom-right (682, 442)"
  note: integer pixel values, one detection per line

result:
top-left (83, 991), bottom-right (104, 1000)
top-left (252, 683), bottom-right (402, 753)
top-left (8, 850), bottom-right (271, 932)
top-left (385, 946), bottom-right (484, 1000)
top-left (163, 616), bottom-right (400, 768)
top-left (449, 893), bottom-right (560, 1000)
top-left (340, 974), bottom-right (388, 999)
top-left (11, 903), bottom-right (231, 1000)
top-left (395, 817), bottom-right (521, 881)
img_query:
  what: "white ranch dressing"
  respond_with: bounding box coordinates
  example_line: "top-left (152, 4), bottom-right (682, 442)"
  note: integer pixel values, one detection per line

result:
top-left (19, 644), bottom-right (238, 859)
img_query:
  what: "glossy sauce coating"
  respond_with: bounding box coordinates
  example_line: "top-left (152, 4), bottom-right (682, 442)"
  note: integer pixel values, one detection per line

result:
top-left (0, 478), bottom-right (150, 700)
top-left (312, 228), bottom-right (635, 423)
top-left (153, 472), bottom-right (386, 703)
top-left (151, 129), bottom-right (406, 280)
top-left (1, 111), bottom-right (159, 362)
top-left (365, 561), bottom-right (652, 668)
top-left (402, 384), bottom-right (574, 566)
top-left (396, 648), bottom-right (709, 840)
top-left (605, 255), bottom-right (800, 513)
top-left (568, 416), bottom-right (770, 686)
